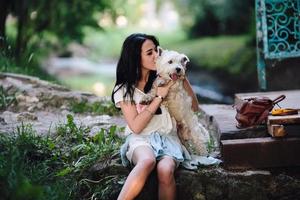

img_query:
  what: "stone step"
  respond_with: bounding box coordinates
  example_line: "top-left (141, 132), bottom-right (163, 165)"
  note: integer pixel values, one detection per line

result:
top-left (200, 90), bottom-right (300, 169)
top-left (200, 104), bottom-right (269, 142)
top-left (235, 90), bottom-right (300, 109)
top-left (268, 113), bottom-right (300, 125)
top-left (221, 137), bottom-right (300, 169)
top-left (90, 159), bottom-right (300, 200)
top-left (267, 114), bottom-right (300, 137)
top-left (268, 124), bottom-right (300, 137)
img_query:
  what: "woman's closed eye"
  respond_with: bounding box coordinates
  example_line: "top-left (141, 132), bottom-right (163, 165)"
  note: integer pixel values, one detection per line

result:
top-left (145, 47), bottom-right (156, 56)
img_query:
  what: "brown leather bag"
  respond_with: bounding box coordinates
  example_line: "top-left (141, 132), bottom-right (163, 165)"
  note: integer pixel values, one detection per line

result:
top-left (235, 95), bottom-right (286, 128)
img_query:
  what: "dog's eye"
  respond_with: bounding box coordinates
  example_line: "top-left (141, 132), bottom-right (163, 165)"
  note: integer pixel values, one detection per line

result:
top-left (168, 60), bottom-right (173, 64)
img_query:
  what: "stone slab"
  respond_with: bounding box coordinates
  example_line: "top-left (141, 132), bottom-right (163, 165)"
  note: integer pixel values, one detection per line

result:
top-left (268, 114), bottom-right (300, 125)
top-left (200, 90), bottom-right (300, 141)
top-left (235, 90), bottom-right (300, 109)
top-left (200, 104), bottom-right (269, 142)
top-left (221, 137), bottom-right (300, 169)
top-left (268, 124), bottom-right (300, 138)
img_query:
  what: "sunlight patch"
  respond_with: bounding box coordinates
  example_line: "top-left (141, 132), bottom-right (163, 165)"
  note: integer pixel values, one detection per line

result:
top-left (92, 82), bottom-right (106, 96)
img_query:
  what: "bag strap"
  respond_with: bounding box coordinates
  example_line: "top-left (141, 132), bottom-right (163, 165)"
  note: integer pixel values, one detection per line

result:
top-left (272, 95), bottom-right (286, 105)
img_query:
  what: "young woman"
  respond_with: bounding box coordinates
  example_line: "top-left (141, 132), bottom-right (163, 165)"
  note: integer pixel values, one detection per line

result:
top-left (111, 33), bottom-right (200, 200)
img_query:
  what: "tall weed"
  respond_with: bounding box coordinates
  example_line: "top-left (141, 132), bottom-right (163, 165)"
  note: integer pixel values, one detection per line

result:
top-left (0, 115), bottom-right (124, 199)
top-left (0, 86), bottom-right (16, 110)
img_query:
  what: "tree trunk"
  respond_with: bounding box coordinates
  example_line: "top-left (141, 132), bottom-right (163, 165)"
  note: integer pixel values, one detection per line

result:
top-left (0, 0), bottom-right (10, 48)
top-left (15, 0), bottom-right (28, 62)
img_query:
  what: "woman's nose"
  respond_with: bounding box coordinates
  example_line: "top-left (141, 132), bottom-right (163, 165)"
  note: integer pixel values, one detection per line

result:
top-left (154, 50), bottom-right (158, 59)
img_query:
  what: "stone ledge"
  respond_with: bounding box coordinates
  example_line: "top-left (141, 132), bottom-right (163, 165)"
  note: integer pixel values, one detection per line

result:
top-left (200, 90), bottom-right (300, 142)
top-left (199, 104), bottom-right (269, 141)
top-left (221, 137), bottom-right (300, 169)
top-left (90, 158), bottom-right (300, 200)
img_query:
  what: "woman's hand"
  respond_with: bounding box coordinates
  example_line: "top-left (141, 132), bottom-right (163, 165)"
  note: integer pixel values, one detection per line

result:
top-left (156, 80), bottom-right (174, 98)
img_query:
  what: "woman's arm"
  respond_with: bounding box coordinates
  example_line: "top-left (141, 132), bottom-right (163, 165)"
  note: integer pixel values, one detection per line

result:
top-left (119, 97), bottom-right (161, 134)
top-left (120, 81), bottom-right (174, 134)
top-left (183, 77), bottom-right (200, 112)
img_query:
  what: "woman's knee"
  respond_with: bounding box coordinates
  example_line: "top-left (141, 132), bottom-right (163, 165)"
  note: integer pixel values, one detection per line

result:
top-left (157, 158), bottom-right (176, 185)
top-left (132, 146), bottom-right (156, 170)
top-left (136, 157), bottom-right (156, 171)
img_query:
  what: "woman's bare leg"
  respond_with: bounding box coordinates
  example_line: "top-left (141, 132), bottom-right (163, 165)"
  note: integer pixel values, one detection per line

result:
top-left (157, 156), bottom-right (176, 200)
top-left (117, 146), bottom-right (156, 200)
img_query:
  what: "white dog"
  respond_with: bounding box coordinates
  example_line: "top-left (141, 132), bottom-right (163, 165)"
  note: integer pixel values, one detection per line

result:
top-left (141, 47), bottom-right (209, 156)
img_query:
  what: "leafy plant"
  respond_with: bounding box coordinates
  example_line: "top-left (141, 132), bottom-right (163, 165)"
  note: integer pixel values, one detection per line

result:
top-left (55, 114), bottom-right (123, 175)
top-left (0, 86), bottom-right (16, 110)
top-left (70, 100), bottom-right (120, 116)
top-left (0, 123), bottom-right (60, 200)
top-left (206, 135), bottom-right (216, 154)
top-left (0, 115), bottom-right (124, 199)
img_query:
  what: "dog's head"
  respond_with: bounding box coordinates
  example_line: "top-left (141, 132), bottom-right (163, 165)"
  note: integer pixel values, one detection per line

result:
top-left (155, 46), bottom-right (189, 81)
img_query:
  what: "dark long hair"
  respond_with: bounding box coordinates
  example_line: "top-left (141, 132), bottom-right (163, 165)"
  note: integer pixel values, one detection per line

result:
top-left (111, 33), bottom-right (159, 105)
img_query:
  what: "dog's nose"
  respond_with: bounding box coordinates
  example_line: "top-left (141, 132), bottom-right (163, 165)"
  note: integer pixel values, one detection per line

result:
top-left (176, 67), bottom-right (181, 73)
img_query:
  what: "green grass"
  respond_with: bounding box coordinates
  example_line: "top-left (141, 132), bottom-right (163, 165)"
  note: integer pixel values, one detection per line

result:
top-left (0, 86), bottom-right (16, 110)
top-left (64, 27), bottom-right (187, 96)
top-left (83, 26), bottom-right (187, 61)
top-left (64, 34), bottom-right (255, 97)
top-left (1, 20), bottom-right (60, 83)
top-left (0, 38), bottom-right (59, 83)
top-left (169, 35), bottom-right (255, 74)
top-left (0, 115), bottom-right (125, 200)
top-left (2, 21), bottom-right (254, 97)
top-left (69, 100), bottom-right (120, 116)
top-left (61, 74), bottom-right (115, 96)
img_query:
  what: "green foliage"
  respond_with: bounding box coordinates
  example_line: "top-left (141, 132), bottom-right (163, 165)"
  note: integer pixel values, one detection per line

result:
top-left (0, 0), bottom-right (116, 82)
top-left (70, 100), bottom-right (120, 116)
top-left (61, 73), bottom-right (115, 96)
top-left (0, 124), bottom-right (61, 200)
top-left (169, 35), bottom-right (256, 75)
top-left (5, 0), bottom-right (113, 47)
top-left (0, 86), bottom-right (16, 110)
top-left (174, 0), bottom-right (254, 37)
top-left (0, 115), bottom-right (124, 199)
top-left (83, 26), bottom-right (187, 61)
top-left (0, 35), bottom-right (59, 82)
top-left (55, 114), bottom-right (123, 174)
top-left (0, 37), bottom-right (15, 72)
top-left (206, 135), bottom-right (216, 154)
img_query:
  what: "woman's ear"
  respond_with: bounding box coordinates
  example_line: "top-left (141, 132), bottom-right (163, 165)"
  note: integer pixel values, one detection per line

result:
top-left (157, 46), bottom-right (163, 56)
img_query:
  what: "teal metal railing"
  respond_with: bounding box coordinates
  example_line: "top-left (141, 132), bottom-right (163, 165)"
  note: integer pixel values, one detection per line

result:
top-left (256, 0), bottom-right (300, 89)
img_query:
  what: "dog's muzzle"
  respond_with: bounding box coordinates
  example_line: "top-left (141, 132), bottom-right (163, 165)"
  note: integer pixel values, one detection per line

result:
top-left (170, 73), bottom-right (178, 81)
top-left (169, 67), bottom-right (185, 81)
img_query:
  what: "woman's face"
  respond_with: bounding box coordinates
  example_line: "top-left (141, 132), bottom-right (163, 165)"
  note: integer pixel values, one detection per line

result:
top-left (141, 39), bottom-right (157, 71)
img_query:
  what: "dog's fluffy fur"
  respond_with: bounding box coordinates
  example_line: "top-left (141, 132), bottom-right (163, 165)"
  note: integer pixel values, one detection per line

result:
top-left (141, 47), bottom-right (209, 156)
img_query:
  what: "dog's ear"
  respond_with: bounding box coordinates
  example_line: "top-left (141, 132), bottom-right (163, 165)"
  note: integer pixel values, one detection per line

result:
top-left (157, 46), bottom-right (163, 56)
top-left (181, 55), bottom-right (190, 66)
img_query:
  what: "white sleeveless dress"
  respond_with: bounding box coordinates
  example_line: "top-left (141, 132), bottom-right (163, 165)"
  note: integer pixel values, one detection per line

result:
top-left (113, 85), bottom-right (221, 169)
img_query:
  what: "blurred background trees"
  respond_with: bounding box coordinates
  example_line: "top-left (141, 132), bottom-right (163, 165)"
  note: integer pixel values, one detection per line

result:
top-left (0, 0), bottom-right (257, 103)
top-left (1, 0), bottom-right (113, 60)
top-left (181, 0), bottom-right (254, 37)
